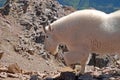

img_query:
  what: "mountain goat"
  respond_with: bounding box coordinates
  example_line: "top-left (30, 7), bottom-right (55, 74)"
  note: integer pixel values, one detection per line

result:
top-left (44, 9), bottom-right (120, 73)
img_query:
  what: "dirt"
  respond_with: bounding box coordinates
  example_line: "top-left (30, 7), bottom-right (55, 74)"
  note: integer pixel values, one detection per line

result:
top-left (0, 0), bottom-right (119, 80)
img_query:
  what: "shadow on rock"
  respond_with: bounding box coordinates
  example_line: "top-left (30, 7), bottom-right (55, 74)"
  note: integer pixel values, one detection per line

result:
top-left (45, 71), bottom-right (120, 80)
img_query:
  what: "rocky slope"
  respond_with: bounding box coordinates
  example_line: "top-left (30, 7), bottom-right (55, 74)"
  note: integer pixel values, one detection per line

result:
top-left (0, 0), bottom-right (75, 80)
top-left (0, 0), bottom-right (119, 80)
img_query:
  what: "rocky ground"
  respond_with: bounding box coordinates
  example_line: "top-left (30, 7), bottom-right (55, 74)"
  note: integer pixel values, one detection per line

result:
top-left (0, 0), bottom-right (120, 80)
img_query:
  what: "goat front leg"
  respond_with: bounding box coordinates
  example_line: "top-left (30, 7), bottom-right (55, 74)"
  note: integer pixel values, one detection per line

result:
top-left (63, 50), bottom-right (90, 74)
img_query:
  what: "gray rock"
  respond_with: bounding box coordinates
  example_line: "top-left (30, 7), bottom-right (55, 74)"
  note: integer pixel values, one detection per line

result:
top-left (30, 75), bottom-right (42, 80)
top-left (57, 72), bottom-right (76, 80)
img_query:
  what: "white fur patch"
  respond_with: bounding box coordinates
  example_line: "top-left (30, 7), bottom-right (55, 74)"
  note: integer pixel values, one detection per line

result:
top-left (100, 16), bottom-right (118, 33)
top-left (102, 22), bottom-right (116, 33)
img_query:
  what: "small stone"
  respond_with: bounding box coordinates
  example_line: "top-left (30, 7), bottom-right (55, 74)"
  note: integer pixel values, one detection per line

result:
top-left (30, 75), bottom-right (42, 80)
top-left (0, 67), bottom-right (8, 72)
top-left (45, 77), bottom-right (53, 80)
top-left (94, 67), bottom-right (100, 71)
top-left (102, 67), bottom-right (112, 74)
top-left (116, 60), bottom-right (120, 65)
top-left (58, 72), bottom-right (76, 80)
top-left (114, 69), bottom-right (120, 75)
top-left (22, 75), bottom-right (30, 79)
top-left (0, 72), bottom-right (7, 78)
top-left (19, 74), bottom-right (30, 80)
top-left (7, 73), bottom-right (19, 78)
top-left (109, 77), bottom-right (116, 80)
top-left (91, 71), bottom-right (102, 77)
top-left (37, 72), bottom-right (47, 78)
top-left (51, 73), bottom-right (60, 78)
top-left (85, 65), bottom-right (95, 73)
top-left (27, 48), bottom-right (34, 55)
top-left (23, 71), bottom-right (33, 75)
top-left (8, 63), bottom-right (22, 73)
top-left (98, 74), bottom-right (111, 80)
top-left (78, 73), bottom-right (93, 80)
top-left (58, 67), bottom-right (74, 72)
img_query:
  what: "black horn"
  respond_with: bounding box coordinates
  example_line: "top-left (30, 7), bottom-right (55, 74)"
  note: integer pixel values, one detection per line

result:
top-left (43, 25), bottom-right (47, 33)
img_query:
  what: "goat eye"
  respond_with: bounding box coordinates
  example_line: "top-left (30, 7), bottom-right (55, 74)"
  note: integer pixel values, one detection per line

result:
top-left (46, 36), bottom-right (48, 38)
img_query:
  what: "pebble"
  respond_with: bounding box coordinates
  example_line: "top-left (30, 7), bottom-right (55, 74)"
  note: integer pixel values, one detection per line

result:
top-left (30, 75), bottom-right (42, 80)
top-left (7, 73), bottom-right (19, 78)
top-left (109, 77), bottom-right (116, 80)
top-left (8, 63), bottom-right (22, 73)
top-left (0, 72), bottom-right (7, 78)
